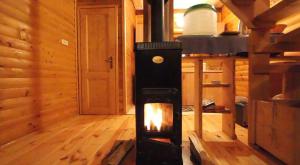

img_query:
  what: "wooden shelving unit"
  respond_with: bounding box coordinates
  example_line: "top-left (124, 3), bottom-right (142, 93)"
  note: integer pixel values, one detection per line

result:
top-left (182, 58), bottom-right (236, 139)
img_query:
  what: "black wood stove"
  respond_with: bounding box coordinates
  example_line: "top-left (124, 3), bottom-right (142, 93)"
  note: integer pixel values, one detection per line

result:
top-left (134, 0), bottom-right (183, 164)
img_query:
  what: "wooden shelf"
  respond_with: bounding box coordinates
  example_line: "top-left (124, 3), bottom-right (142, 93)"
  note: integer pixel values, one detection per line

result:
top-left (203, 83), bottom-right (230, 87)
top-left (271, 98), bottom-right (300, 105)
top-left (271, 56), bottom-right (300, 60)
top-left (269, 62), bottom-right (300, 73)
top-left (203, 70), bottom-right (223, 73)
top-left (277, 28), bottom-right (300, 43)
top-left (203, 108), bottom-right (231, 113)
top-left (254, 0), bottom-right (300, 26)
top-left (253, 62), bottom-right (300, 74)
top-left (255, 28), bottom-right (300, 53)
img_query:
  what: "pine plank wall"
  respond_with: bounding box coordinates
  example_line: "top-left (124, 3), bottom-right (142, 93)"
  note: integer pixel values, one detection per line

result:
top-left (235, 60), bottom-right (249, 97)
top-left (0, 0), bottom-right (78, 145)
top-left (124, 0), bottom-right (136, 114)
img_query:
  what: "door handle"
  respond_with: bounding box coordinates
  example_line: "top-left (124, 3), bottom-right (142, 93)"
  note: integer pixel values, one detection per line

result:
top-left (105, 56), bottom-right (113, 69)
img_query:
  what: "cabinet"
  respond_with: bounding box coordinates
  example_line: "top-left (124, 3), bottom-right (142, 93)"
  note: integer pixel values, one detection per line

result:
top-left (256, 101), bottom-right (300, 164)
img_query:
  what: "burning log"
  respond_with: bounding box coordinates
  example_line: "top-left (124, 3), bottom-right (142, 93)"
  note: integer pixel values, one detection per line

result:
top-left (102, 140), bottom-right (134, 165)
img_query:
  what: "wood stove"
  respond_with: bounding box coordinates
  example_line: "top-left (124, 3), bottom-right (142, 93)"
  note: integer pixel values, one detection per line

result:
top-left (134, 1), bottom-right (183, 164)
top-left (135, 42), bottom-right (182, 165)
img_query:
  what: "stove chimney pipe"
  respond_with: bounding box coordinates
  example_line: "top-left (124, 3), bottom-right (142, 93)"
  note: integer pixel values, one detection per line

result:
top-left (149, 0), bottom-right (165, 42)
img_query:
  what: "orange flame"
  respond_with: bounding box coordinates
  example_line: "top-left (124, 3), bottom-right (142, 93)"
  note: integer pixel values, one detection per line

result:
top-left (144, 104), bottom-right (163, 131)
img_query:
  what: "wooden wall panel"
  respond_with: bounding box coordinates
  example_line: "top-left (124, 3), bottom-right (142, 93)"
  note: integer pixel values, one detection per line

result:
top-left (132, 0), bottom-right (143, 10)
top-left (235, 60), bottom-right (249, 97)
top-left (78, 0), bottom-right (124, 114)
top-left (221, 5), bottom-right (240, 31)
top-left (135, 15), bottom-right (144, 42)
top-left (182, 63), bottom-right (195, 106)
top-left (124, 0), bottom-right (136, 113)
top-left (0, 0), bottom-right (78, 145)
top-left (78, 0), bottom-right (118, 5)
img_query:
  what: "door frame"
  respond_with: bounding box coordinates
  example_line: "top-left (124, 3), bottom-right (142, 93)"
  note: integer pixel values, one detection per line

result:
top-left (77, 5), bottom-right (119, 115)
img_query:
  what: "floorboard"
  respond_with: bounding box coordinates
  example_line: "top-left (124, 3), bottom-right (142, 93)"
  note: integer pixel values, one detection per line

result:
top-left (0, 114), bottom-right (278, 165)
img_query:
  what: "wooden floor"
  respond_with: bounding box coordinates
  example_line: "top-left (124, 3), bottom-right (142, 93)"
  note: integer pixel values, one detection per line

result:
top-left (0, 113), bottom-right (278, 165)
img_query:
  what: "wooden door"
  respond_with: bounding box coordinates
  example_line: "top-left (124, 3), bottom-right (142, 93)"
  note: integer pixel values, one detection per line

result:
top-left (79, 6), bottom-right (117, 115)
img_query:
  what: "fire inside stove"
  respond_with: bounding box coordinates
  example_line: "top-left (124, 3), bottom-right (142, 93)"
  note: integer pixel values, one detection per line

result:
top-left (144, 103), bottom-right (173, 132)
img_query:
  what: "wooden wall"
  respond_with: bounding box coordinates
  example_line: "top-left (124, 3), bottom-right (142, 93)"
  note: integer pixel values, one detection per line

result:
top-left (77, 0), bottom-right (125, 113)
top-left (0, 0), bottom-right (78, 145)
top-left (221, 5), bottom-right (240, 31)
top-left (182, 63), bottom-right (195, 106)
top-left (124, 0), bottom-right (136, 113)
top-left (136, 15), bottom-right (144, 42)
top-left (78, 0), bottom-right (119, 5)
top-left (235, 60), bottom-right (249, 97)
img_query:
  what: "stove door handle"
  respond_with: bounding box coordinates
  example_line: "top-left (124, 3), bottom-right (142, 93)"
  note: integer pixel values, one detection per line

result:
top-left (105, 56), bottom-right (113, 69)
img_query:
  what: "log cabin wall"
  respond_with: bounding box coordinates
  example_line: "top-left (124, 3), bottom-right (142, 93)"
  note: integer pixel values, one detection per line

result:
top-left (235, 60), bottom-right (249, 97)
top-left (135, 15), bottom-right (144, 42)
top-left (123, 0), bottom-right (136, 113)
top-left (77, 0), bottom-right (125, 113)
top-left (221, 5), bottom-right (240, 31)
top-left (0, 0), bottom-right (78, 145)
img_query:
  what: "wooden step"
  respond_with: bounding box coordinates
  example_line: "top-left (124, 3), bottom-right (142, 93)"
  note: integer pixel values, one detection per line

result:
top-left (254, 0), bottom-right (300, 27)
top-left (277, 28), bottom-right (300, 43)
top-left (254, 28), bottom-right (300, 53)
top-left (220, 0), bottom-right (270, 28)
top-left (269, 62), bottom-right (300, 73)
top-left (253, 62), bottom-right (300, 74)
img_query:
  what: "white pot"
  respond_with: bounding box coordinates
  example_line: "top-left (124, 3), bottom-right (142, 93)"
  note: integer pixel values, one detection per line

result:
top-left (183, 4), bottom-right (217, 35)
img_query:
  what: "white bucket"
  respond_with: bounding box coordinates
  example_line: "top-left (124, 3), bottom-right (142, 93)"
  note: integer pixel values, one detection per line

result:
top-left (183, 4), bottom-right (217, 35)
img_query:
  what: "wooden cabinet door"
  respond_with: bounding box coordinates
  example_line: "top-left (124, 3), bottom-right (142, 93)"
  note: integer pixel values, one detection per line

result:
top-left (79, 6), bottom-right (117, 115)
top-left (256, 101), bottom-right (298, 164)
top-left (272, 104), bottom-right (296, 164)
top-left (255, 101), bottom-right (274, 152)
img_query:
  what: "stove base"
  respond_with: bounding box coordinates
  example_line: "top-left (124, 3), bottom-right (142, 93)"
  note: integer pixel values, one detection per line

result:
top-left (136, 139), bottom-right (183, 165)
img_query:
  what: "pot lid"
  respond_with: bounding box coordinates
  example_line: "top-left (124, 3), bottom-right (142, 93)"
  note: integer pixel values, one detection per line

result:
top-left (184, 3), bottom-right (216, 16)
